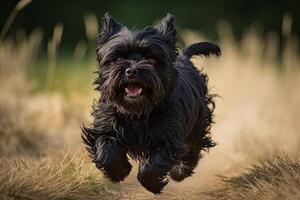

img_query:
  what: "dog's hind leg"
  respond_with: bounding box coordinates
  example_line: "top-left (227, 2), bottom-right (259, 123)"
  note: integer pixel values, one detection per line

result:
top-left (169, 146), bottom-right (201, 182)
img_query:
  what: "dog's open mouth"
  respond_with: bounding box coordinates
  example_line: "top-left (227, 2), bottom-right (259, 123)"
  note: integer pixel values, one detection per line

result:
top-left (125, 83), bottom-right (143, 97)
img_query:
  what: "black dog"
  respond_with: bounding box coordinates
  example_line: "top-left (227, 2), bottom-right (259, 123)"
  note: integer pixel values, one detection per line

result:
top-left (82, 13), bottom-right (220, 194)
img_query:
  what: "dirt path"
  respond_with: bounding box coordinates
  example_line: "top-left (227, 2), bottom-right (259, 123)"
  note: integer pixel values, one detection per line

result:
top-left (110, 182), bottom-right (209, 200)
top-left (105, 166), bottom-right (216, 200)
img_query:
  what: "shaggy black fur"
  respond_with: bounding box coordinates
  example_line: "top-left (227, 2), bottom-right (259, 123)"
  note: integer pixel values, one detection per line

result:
top-left (82, 13), bottom-right (221, 194)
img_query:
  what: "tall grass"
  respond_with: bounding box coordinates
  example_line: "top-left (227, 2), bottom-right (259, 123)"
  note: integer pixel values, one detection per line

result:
top-left (46, 23), bottom-right (64, 88)
top-left (0, 5), bottom-right (109, 198)
top-left (0, 0), bottom-right (32, 42)
top-left (0, 29), bottom-right (49, 155)
top-left (0, 28), bottom-right (86, 155)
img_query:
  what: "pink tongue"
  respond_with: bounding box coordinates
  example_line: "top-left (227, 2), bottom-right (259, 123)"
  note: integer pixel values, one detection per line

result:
top-left (125, 86), bottom-right (142, 97)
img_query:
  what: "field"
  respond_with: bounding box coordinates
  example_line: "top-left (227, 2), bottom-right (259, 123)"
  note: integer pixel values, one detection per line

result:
top-left (0, 4), bottom-right (300, 199)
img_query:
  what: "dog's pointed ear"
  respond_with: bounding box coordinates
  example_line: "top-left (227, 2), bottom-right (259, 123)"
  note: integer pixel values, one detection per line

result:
top-left (97, 12), bottom-right (123, 45)
top-left (155, 13), bottom-right (176, 45)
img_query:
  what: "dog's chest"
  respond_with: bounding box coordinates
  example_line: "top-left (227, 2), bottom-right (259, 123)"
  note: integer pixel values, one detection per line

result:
top-left (116, 118), bottom-right (158, 158)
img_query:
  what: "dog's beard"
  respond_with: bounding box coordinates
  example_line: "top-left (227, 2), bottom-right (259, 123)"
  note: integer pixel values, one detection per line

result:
top-left (100, 60), bottom-right (166, 117)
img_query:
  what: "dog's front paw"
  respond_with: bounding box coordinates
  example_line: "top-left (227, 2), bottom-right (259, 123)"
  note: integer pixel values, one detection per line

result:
top-left (137, 172), bottom-right (168, 194)
top-left (95, 157), bottom-right (132, 182)
top-left (169, 162), bottom-right (193, 182)
top-left (137, 162), bottom-right (169, 194)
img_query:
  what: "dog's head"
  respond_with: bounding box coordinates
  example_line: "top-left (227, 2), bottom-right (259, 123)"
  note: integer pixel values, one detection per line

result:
top-left (95, 13), bottom-right (178, 116)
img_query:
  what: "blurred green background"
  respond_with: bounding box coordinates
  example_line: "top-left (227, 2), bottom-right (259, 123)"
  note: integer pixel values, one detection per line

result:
top-left (1, 0), bottom-right (300, 54)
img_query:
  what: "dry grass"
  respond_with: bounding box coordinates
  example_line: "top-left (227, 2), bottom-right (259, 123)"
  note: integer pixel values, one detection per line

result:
top-left (0, 9), bottom-right (110, 199)
top-left (209, 155), bottom-right (300, 200)
top-left (0, 30), bottom-right (50, 155)
top-left (0, 8), bottom-right (300, 199)
top-left (0, 152), bottom-right (115, 200)
top-left (0, 30), bottom-right (84, 155)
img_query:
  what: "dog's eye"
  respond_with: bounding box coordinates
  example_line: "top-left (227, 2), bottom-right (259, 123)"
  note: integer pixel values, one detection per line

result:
top-left (115, 58), bottom-right (125, 64)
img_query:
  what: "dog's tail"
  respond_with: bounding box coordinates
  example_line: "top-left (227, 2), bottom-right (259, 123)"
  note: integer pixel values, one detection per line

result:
top-left (182, 42), bottom-right (221, 59)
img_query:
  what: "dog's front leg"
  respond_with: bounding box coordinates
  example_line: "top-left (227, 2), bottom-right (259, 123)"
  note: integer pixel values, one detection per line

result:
top-left (137, 142), bottom-right (186, 194)
top-left (82, 104), bottom-right (133, 182)
top-left (82, 112), bottom-right (132, 183)
top-left (93, 135), bottom-right (132, 182)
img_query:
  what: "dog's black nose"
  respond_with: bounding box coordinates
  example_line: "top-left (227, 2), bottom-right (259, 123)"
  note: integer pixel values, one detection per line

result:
top-left (125, 68), bottom-right (139, 77)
